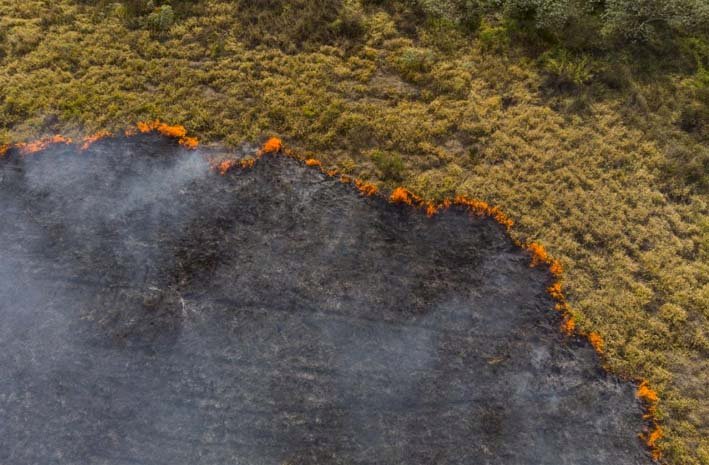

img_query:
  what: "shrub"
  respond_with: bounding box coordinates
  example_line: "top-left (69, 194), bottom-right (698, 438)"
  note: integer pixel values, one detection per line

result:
top-left (371, 150), bottom-right (405, 181)
top-left (602, 0), bottom-right (709, 44)
top-left (478, 20), bottom-right (510, 52)
top-left (146, 5), bottom-right (174, 32)
top-left (540, 48), bottom-right (594, 89)
top-left (394, 47), bottom-right (436, 81)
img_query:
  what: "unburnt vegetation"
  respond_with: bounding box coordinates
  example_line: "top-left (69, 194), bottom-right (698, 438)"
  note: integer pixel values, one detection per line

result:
top-left (0, 1), bottom-right (707, 464)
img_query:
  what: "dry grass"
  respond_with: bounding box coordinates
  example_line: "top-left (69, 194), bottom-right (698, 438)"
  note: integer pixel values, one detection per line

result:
top-left (0, 1), bottom-right (707, 463)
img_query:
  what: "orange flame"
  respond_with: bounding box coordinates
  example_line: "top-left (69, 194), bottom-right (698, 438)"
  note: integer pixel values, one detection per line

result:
top-left (305, 159), bottom-right (321, 167)
top-left (354, 179), bottom-right (378, 196)
top-left (217, 160), bottom-right (238, 175)
top-left (547, 282), bottom-right (564, 300)
top-left (549, 259), bottom-right (563, 276)
top-left (262, 137), bottom-right (282, 154)
top-left (390, 187), bottom-right (416, 205)
top-left (637, 380), bottom-right (659, 405)
top-left (561, 317), bottom-right (576, 335)
top-left (636, 380), bottom-right (663, 460)
top-left (0, 145), bottom-right (8, 157)
top-left (645, 428), bottom-right (663, 455)
top-left (16, 135), bottom-right (73, 155)
top-left (81, 130), bottom-right (112, 151)
top-left (588, 332), bottom-right (604, 354)
top-left (180, 136), bottom-right (199, 150)
top-left (135, 120), bottom-right (198, 149)
top-left (527, 242), bottom-right (550, 267)
top-left (452, 195), bottom-right (514, 229)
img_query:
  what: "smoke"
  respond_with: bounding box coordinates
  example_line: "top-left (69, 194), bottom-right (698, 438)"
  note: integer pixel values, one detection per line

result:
top-left (0, 135), bottom-right (652, 465)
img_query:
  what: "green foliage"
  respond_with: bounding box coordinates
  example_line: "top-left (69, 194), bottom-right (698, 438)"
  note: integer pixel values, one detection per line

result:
top-left (394, 47), bottom-right (435, 81)
top-left (540, 48), bottom-right (594, 89)
top-left (602, 0), bottom-right (709, 44)
top-left (411, 0), bottom-right (485, 33)
top-left (477, 20), bottom-right (510, 52)
top-left (371, 150), bottom-right (405, 181)
top-left (146, 5), bottom-right (174, 32)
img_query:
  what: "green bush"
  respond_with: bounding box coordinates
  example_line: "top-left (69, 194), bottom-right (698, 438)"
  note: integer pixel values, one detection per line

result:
top-left (394, 47), bottom-right (436, 81)
top-left (371, 150), bottom-right (405, 181)
top-left (540, 48), bottom-right (594, 89)
top-left (477, 20), bottom-right (509, 52)
top-left (146, 5), bottom-right (174, 32)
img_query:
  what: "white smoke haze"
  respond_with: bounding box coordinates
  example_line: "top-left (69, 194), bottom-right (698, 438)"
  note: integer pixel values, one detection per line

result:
top-left (0, 134), bottom-right (653, 465)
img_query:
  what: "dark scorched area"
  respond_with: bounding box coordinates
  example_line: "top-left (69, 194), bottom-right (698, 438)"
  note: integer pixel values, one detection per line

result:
top-left (0, 135), bottom-right (652, 465)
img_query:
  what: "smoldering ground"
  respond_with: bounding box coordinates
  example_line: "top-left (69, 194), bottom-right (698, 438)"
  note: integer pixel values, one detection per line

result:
top-left (0, 134), bottom-right (653, 465)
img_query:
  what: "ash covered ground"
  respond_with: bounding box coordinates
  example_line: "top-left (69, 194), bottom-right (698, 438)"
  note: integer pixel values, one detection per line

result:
top-left (0, 135), bottom-right (652, 465)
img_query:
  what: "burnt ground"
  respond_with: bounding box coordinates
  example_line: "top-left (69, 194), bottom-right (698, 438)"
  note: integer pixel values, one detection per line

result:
top-left (0, 135), bottom-right (652, 465)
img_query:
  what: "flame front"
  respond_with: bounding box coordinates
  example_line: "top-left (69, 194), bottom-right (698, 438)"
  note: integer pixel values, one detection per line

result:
top-left (16, 135), bottom-right (73, 156)
top-left (136, 120), bottom-right (198, 149)
top-left (81, 130), bottom-right (112, 151)
top-left (637, 380), bottom-right (663, 460)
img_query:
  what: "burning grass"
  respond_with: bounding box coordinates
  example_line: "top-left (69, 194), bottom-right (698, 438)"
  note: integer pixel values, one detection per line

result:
top-left (15, 135), bottom-right (73, 156)
top-left (262, 137), bottom-right (282, 154)
top-left (2, 124), bottom-right (199, 160)
top-left (136, 120), bottom-right (199, 150)
top-left (637, 381), bottom-right (663, 460)
top-left (81, 130), bottom-right (112, 151)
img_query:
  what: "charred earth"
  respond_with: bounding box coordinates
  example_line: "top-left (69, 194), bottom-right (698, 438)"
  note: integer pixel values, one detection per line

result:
top-left (0, 135), bottom-right (653, 465)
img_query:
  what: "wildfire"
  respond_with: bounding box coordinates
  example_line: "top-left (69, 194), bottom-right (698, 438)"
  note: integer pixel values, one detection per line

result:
top-left (637, 380), bottom-right (659, 404)
top-left (0, 128), bottom-right (665, 461)
top-left (262, 137), bottom-right (282, 154)
top-left (135, 120), bottom-right (198, 149)
top-left (16, 135), bottom-right (73, 155)
top-left (3, 120), bottom-right (199, 157)
top-left (213, 157), bottom-right (256, 175)
top-left (390, 187), bottom-right (417, 206)
top-left (354, 179), bottom-right (378, 196)
top-left (527, 242), bottom-right (550, 267)
top-left (549, 259), bottom-right (563, 276)
top-left (450, 195), bottom-right (514, 229)
top-left (561, 317), bottom-right (576, 335)
top-left (588, 332), bottom-right (604, 354)
top-left (636, 380), bottom-right (663, 460)
top-left (81, 130), bottom-right (112, 151)
top-left (547, 282), bottom-right (564, 301)
top-left (217, 159), bottom-right (237, 175)
top-left (180, 136), bottom-right (199, 150)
